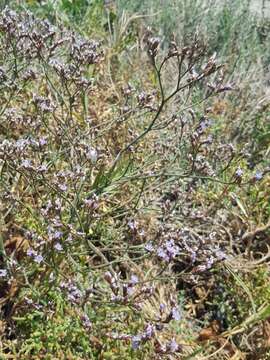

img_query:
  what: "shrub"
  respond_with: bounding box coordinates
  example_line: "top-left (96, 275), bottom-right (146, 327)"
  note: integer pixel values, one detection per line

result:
top-left (0, 2), bottom-right (269, 359)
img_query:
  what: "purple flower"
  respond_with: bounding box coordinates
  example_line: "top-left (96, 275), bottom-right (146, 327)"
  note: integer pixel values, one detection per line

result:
top-left (67, 285), bottom-right (83, 304)
top-left (165, 239), bottom-right (179, 259)
top-left (66, 234), bottom-right (73, 243)
top-left (156, 239), bottom-right (180, 262)
top-left (171, 306), bottom-right (181, 321)
top-left (20, 159), bottom-right (32, 169)
top-left (143, 323), bottom-right (154, 340)
top-left (58, 183), bottom-right (67, 192)
top-left (128, 220), bottom-right (137, 231)
top-left (157, 247), bottom-right (169, 262)
top-left (81, 314), bottom-right (92, 330)
top-left (37, 164), bottom-right (47, 172)
top-left (130, 275), bottom-right (138, 285)
top-left (126, 286), bottom-right (135, 296)
top-left (255, 171), bottom-right (263, 181)
top-left (197, 264), bottom-right (207, 272)
top-left (167, 339), bottom-right (179, 353)
top-left (206, 135), bottom-right (213, 144)
top-left (215, 249), bottom-right (227, 260)
top-left (190, 249), bottom-right (197, 263)
top-left (0, 269), bottom-right (7, 277)
top-left (131, 335), bottom-right (142, 350)
top-left (206, 256), bottom-right (215, 269)
top-left (145, 242), bottom-right (154, 252)
top-left (235, 167), bottom-right (243, 177)
top-left (111, 294), bottom-right (123, 303)
top-left (27, 248), bottom-right (35, 257)
top-left (54, 231), bottom-right (63, 239)
top-left (54, 242), bottom-right (63, 251)
top-left (34, 254), bottom-right (44, 264)
top-left (39, 137), bottom-right (47, 146)
top-left (55, 198), bottom-right (62, 209)
top-left (25, 297), bottom-right (33, 305)
top-left (86, 148), bottom-right (97, 163)
top-left (159, 303), bottom-right (166, 313)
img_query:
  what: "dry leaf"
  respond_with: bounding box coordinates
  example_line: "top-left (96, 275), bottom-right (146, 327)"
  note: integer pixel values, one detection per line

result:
top-left (197, 320), bottom-right (221, 341)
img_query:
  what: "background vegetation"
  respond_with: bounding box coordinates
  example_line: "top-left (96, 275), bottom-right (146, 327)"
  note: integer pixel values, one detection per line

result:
top-left (0, 0), bottom-right (270, 359)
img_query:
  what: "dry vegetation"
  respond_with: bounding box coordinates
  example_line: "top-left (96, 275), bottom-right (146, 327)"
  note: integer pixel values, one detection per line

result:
top-left (0, 0), bottom-right (270, 359)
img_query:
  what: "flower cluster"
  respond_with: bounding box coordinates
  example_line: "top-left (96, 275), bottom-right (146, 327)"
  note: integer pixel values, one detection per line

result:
top-left (60, 280), bottom-right (84, 305)
top-left (1, 5), bottom-right (268, 359)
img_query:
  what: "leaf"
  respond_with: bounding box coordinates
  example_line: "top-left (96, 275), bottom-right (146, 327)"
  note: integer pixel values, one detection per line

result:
top-left (230, 193), bottom-right (248, 218)
top-left (197, 320), bottom-right (221, 342)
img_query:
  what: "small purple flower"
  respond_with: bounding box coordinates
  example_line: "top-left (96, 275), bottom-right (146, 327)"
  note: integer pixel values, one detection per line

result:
top-left (111, 294), bottom-right (123, 303)
top-left (20, 159), bottom-right (32, 169)
top-left (86, 148), bottom-right (97, 163)
top-left (25, 297), bottom-right (33, 305)
top-left (126, 286), bottom-right (135, 296)
top-left (171, 306), bottom-right (181, 321)
top-left (131, 335), bottom-right (142, 350)
top-left (0, 269), bottom-right (7, 277)
top-left (157, 247), bottom-right (169, 262)
top-left (206, 256), bottom-right (215, 269)
top-left (67, 285), bottom-right (83, 304)
top-left (84, 199), bottom-right (93, 208)
top-left (157, 342), bottom-right (167, 354)
top-left (54, 231), bottom-right (63, 239)
top-left (235, 167), bottom-right (243, 177)
top-left (143, 323), bottom-right (154, 340)
top-left (58, 183), bottom-right (67, 192)
top-left (190, 249), bottom-right (197, 263)
top-left (34, 254), bottom-right (43, 264)
top-left (128, 220), bottom-right (137, 231)
top-left (215, 249), bottom-right (227, 260)
top-left (167, 339), bottom-right (179, 353)
top-left (66, 235), bottom-right (73, 243)
top-left (255, 171), bottom-right (263, 181)
top-left (54, 242), bottom-right (63, 251)
top-left (199, 121), bottom-right (207, 133)
top-left (37, 164), bottom-right (47, 173)
top-left (205, 135), bottom-right (213, 144)
top-left (130, 275), bottom-right (139, 285)
top-left (159, 303), bottom-right (166, 313)
top-left (165, 239), bottom-right (179, 259)
top-left (55, 198), bottom-right (62, 209)
top-left (81, 314), bottom-right (92, 330)
top-left (197, 264), bottom-right (207, 272)
top-left (27, 248), bottom-right (35, 257)
top-left (39, 137), bottom-right (47, 146)
top-left (145, 242), bottom-right (154, 252)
